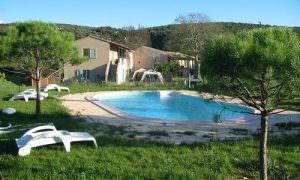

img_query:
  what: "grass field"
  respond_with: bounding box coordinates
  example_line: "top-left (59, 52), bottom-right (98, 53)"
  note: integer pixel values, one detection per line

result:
top-left (0, 80), bottom-right (299, 179)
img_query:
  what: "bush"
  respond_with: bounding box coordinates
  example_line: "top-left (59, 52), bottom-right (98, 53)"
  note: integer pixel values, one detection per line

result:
top-left (154, 62), bottom-right (180, 75)
top-left (212, 111), bottom-right (222, 123)
top-left (0, 72), bottom-right (5, 80)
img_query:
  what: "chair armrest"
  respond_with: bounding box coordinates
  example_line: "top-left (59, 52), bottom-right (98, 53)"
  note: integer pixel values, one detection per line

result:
top-left (23, 125), bottom-right (57, 137)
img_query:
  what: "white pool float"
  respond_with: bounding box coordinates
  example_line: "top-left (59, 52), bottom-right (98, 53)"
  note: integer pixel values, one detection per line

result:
top-left (2, 107), bottom-right (16, 115)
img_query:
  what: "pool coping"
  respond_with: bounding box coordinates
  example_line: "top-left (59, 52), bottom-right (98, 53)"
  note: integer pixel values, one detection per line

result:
top-left (85, 90), bottom-right (258, 126)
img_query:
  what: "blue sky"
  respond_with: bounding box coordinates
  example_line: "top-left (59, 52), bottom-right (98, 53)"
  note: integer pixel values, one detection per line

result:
top-left (0, 0), bottom-right (299, 28)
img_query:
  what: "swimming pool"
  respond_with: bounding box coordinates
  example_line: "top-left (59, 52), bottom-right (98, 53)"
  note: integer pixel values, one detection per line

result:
top-left (92, 91), bottom-right (254, 122)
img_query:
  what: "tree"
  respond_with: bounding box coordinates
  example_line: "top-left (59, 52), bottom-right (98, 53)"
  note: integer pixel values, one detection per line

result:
top-left (154, 61), bottom-right (180, 80)
top-left (201, 28), bottom-right (300, 179)
top-left (175, 13), bottom-right (211, 24)
top-left (169, 13), bottom-right (223, 79)
top-left (0, 21), bottom-right (85, 116)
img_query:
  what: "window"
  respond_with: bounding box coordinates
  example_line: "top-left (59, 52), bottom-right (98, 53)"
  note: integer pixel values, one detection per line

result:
top-left (90, 49), bottom-right (96, 59)
top-left (83, 70), bottom-right (90, 80)
top-left (83, 48), bottom-right (97, 59)
top-left (75, 69), bottom-right (90, 80)
top-left (75, 69), bottom-right (81, 79)
top-left (153, 56), bottom-right (160, 64)
top-left (83, 49), bottom-right (89, 57)
top-left (118, 48), bottom-right (126, 58)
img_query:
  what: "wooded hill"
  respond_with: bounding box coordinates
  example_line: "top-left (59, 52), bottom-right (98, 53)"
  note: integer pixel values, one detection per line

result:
top-left (1, 22), bottom-right (300, 55)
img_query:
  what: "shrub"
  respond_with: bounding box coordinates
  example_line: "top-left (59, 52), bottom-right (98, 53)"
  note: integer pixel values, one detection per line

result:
top-left (0, 72), bottom-right (5, 80)
top-left (212, 111), bottom-right (222, 123)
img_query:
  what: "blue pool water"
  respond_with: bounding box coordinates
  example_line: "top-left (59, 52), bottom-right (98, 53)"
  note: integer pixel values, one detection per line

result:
top-left (93, 92), bottom-right (254, 122)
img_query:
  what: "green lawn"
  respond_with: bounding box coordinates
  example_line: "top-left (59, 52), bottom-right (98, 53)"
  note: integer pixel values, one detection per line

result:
top-left (0, 80), bottom-right (299, 179)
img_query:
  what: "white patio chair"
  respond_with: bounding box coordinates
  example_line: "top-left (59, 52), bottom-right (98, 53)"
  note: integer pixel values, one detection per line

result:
top-left (16, 125), bottom-right (97, 156)
top-left (43, 84), bottom-right (70, 92)
top-left (9, 89), bottom-right (48, 102)
top-left (23, 89), bottom-right (49, 98)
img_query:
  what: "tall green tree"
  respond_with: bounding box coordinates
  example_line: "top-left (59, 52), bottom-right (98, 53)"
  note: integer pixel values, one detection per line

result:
top-left (0, 21), bottom-right (85, 116)
top-left (202, 28), bottom-right (300, 179)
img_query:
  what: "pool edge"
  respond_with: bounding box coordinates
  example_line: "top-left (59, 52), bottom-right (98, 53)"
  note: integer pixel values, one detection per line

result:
top-left (85, 90), bottom-right (255, 126)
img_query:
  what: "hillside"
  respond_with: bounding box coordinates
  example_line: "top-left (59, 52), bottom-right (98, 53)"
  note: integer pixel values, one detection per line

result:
top-left (1, 22), bottom-right (300, 53)
top-left (54, 22), bottom-right (262, 49)
top-left (56, 23), bottom-right (300, 52)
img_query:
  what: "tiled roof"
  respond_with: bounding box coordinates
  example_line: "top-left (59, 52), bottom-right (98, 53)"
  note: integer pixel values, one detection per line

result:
top-left (88, 35), bottom-right (131, 50)
top-left (136, 46), bottom-right (195, 60)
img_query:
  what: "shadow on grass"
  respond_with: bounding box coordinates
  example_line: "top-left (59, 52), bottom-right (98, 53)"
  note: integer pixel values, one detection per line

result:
top-left (267, 134), bottom-right (300, 148)
top-left (94, 121), bottom-right (300, 150)
top-left (0, 111), bottom-right (85, 130)
top-left (0, 139), bottom-right (18, 155)
top-left (1, 110), bottom-right (299, 158)
top-left (1, 94), bottom-right (14, 101)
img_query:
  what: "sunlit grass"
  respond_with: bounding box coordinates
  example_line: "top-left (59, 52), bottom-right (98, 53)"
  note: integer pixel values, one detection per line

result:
top-left (0, 80), bottom-right (299, 179)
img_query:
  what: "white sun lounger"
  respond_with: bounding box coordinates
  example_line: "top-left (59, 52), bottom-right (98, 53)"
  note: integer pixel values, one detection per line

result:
top-left (15, 125), bottom-right (97, 156)
top-left (23, 89), bottom-right (49, 97)
top-left (43, 84), bottom-right (70, 92)
top-left (9, 89), bottom-right (48, 102)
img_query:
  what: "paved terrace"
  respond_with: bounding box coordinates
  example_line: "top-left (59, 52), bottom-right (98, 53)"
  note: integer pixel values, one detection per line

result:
top-left (60, 91), bottom-right (300, 144)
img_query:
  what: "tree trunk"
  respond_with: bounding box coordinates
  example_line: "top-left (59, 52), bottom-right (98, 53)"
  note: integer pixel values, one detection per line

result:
top-left (35, 69), bottom-right (41, 117)
top-left (194, 41), bottom-right (202, 80)
top-left (197, 61), bottom-right (201, 81)
top-left (260, 112), bottom-right (268, 180)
